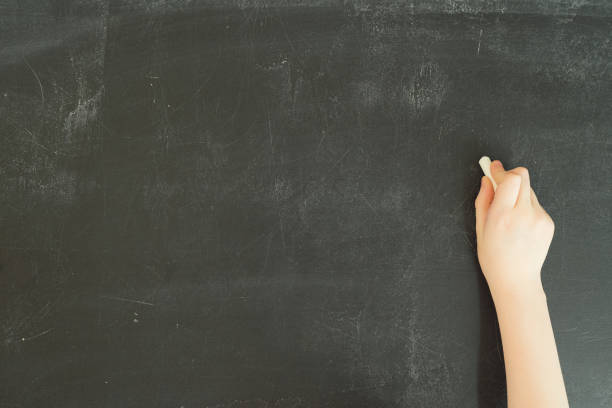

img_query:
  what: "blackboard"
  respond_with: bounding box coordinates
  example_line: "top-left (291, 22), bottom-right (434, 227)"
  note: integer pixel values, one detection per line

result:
top-left (1, 1), bottom-right (611, 407)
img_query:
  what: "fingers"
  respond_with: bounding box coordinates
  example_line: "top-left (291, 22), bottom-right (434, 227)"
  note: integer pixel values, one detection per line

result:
top-left (490, 160), bottom-right (506, 185)
top-left (490, 172), bottom-right (522, 212)
top-left (491, 160), bottom-right (532, 208)
top-left (475, 176), bottom-right (494, 238)
top-left (476, 160), bottom-right (541, 237)
top-left (508, 167), bottom-right (531, 207)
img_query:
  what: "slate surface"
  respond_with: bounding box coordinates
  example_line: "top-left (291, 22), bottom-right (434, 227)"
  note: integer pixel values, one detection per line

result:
top-left (1, 1), bottom-right (611, 407)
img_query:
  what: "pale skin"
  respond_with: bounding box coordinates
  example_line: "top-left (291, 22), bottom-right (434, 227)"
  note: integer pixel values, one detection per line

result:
top-left (475, 160), bottom-right (569, 408)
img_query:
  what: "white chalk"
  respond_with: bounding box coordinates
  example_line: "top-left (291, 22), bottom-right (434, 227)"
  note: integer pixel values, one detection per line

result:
top-left (478, 156), bottom-right (497, 191)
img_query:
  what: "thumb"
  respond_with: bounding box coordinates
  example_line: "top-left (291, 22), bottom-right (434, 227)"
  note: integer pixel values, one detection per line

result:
top-left (475, 176), bottom-right (494, 240)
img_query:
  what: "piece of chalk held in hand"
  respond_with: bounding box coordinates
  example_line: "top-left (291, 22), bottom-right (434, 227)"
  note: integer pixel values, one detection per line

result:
top-left (478, 156), bottom-right (498, 191)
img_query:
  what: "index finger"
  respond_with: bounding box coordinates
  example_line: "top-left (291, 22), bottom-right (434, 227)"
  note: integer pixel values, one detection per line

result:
top-left (490, 173), bottom-right (522, 212)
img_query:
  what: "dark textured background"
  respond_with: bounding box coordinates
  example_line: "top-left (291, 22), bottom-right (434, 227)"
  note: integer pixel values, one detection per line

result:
top-left (1, 1), bottom-right (611, 407)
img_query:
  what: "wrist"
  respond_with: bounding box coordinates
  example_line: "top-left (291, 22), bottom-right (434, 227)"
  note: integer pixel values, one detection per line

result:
top-left (488, 279), bottom-right (546, 308)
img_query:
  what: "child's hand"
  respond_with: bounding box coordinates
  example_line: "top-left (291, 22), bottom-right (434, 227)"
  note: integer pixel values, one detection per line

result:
top-left (474, 161), bottom-right (555, 298)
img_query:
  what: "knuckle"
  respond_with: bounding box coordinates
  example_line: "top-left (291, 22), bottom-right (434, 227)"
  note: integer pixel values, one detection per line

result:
top-left (514, 167), bottom-right (529, 177)
top-left (506, 173), bottom-right (521, 184)
top-left (536, 212), bottom-right (554, 230)
top-left (546, 214), bottom-right (555, 230)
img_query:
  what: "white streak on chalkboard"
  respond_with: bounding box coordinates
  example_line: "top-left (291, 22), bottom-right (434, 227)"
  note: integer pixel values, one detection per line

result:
top-left (100, 295), bottom-right (154, 306)
top-left (279, 218), bottom-right (286, 250)
top-left (332, 148), bottom-right (351, 169)
top-left (64, 88), bottom-right (103, 138)
top-left (261, 233), bottom-right (273, 272)
top-left (23, 56), bottom-right (45, 107)
top-left (21, 328), bottom-right (53, 342)
top-left (316, 131), bottom-right (327, 157)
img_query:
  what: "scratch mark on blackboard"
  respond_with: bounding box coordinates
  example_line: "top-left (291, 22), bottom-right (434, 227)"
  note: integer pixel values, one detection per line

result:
top-left (316, 131), bottom-right (327, 157)
top-left (23, 56), bottom-right (45, 107)
top-left (21, 327), bottom-right (53, 342)
top-left (236, 231), bottom-right (269, 256)
top-left (477, 28), bottom-right (483, 55)
top-left (100, 295), bottom-right (155, 306)
top-left (273, 4), bottom-right (297, 56)
top-left (21, 127), bottom-right (51, 153)
top-left (332, 148), bottom-right (351, 169)
top-left (463, 231), bottom-right (475, 251)
top-left (267, 105), bottom-right (273, 146)
top-left (5, 118), bottom-right (53, 154)
top-left (261, 233), bottom-right (274, 272)
top-left (279, 218), bottom-right (286, 250)
top-left (64, 87), bottom-right (103, 138)
top-left (313, 319), bottom-right (358, 341)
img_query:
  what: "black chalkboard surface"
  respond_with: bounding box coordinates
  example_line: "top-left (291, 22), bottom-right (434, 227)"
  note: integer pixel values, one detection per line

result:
top-left (1, 1), bottom-right (611, 407)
